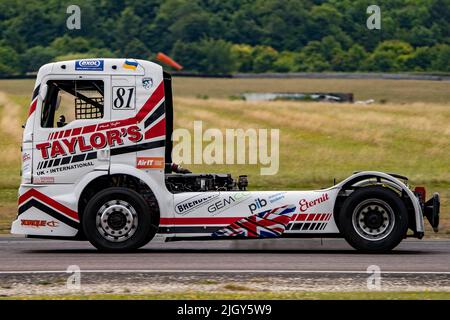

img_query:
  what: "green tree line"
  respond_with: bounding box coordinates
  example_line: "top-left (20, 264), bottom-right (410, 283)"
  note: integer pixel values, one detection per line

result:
top-left (0, 0), bottom-right (449, 75)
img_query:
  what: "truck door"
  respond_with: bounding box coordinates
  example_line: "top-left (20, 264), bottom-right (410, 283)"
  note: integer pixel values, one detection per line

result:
top-left (110, 76), bottom-right (138, 166)
top-left (32, 75), bottom-right (111, 184)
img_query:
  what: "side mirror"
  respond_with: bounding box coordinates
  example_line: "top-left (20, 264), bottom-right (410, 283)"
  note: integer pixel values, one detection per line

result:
top-left (38, 84), bottom-right (48, 102)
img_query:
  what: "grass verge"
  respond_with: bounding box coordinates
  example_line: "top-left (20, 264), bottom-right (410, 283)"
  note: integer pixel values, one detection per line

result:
top-left (2, 291), bottom-right (450, 300)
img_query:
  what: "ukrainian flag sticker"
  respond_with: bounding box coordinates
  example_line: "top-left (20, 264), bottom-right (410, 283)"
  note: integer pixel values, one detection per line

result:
top-left (123, 59), bottom-right (138, 70)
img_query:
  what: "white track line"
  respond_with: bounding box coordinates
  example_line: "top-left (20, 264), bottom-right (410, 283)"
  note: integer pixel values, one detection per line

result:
top-left (0, 270), bottom-right (449, 275)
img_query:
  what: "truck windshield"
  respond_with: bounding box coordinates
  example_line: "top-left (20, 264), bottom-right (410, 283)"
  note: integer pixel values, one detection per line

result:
top-left (41, 79), bottom-right (104, 128)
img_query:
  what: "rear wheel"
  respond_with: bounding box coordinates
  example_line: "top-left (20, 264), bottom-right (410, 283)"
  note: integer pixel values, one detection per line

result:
top-left (82, 187), bottom-right (157, 252)
top-left (338, 186), bottom-right (408, 253)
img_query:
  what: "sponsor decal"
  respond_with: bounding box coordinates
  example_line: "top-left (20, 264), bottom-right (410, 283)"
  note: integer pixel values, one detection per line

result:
top-left (175, 193), bottom-right (220, 215)
top-left (268, 192), bottom-right (286, 203)
top-left (48, 161), bottom-right (94, 173)
top-left (213, 204), bottom-right (296, 238)
top-left (21, 219), bottom-right (59, 228)
top-left (299, 193), bottom-right (329, 212)
top-left (36, 162), bottom-right (95, 178)
top-left (75, 59), bottom-right (104, 71)
top-left (46, 81), bottom-right (165, 142)
top-left (207, 192), bottom-right (251, 215)
top-left (23, 163), bottom-right (30, 172)
top-left (123, 59), bottom-right (138, 70)
top-left (22, 152), bottom-right (31, 172)
top-left (248, 198), bottom-right (267, 213)
top-left (142, 77), bottom-right (153, 90)
top-left (136, 157), bottom-right (164, 169)
top-left (22, 152), bottom-right (31, 162)
top-left (36, 125), bottom-right (143, 159)
top-left (34, 176), bottom-right (55, 184)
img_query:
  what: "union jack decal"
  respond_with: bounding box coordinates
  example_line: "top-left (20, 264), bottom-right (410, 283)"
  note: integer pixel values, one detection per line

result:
top-left (212, 204), bottom-right (296, 238)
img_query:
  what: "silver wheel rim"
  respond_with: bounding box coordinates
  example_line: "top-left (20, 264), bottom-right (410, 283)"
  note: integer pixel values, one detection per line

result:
top-left (96, 200), bottom-right (138, 242)
top-left (352, 199), bottom-right (395, 241)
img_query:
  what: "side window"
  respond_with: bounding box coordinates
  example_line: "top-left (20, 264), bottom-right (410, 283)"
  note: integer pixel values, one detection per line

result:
top-left (41, 80), bottom-right (104, 128)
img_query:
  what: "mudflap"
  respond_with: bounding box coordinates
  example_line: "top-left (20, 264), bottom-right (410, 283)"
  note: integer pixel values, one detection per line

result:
top-left (424, 193), bottom-right (440, 232)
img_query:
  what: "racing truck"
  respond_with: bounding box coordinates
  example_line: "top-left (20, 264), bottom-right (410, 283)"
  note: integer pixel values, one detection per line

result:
top-left (11, 58), bottom-right (440, 252)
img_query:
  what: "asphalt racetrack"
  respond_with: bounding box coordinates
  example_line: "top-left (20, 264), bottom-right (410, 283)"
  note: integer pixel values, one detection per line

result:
top-left (0, 237), bottom-right (449, 295)
top-left (0, 237), bottom-right (449, 273)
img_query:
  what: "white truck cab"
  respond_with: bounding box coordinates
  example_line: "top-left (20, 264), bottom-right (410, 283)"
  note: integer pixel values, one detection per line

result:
top-left (11, 58), bottom-right (440, 252)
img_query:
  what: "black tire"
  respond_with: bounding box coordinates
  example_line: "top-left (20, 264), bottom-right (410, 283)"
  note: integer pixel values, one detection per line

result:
top-left (82, 187), bottom-right (157, 252)
top-left (338, 186), bottom-right (408, 253)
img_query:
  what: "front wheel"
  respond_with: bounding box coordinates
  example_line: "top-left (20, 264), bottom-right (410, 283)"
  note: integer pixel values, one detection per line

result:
top-left (338, 186), bottom-right (409, 253)
top-left (82, 187), bottom-right (157, 252)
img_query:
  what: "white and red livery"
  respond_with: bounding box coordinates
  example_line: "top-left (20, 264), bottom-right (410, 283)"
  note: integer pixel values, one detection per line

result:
top-left (11, 59), bottom-right (440, 252)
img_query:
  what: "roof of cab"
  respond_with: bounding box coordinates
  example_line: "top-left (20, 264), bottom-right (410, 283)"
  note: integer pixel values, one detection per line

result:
top-left (35, 58), bottom-right (163, 83)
